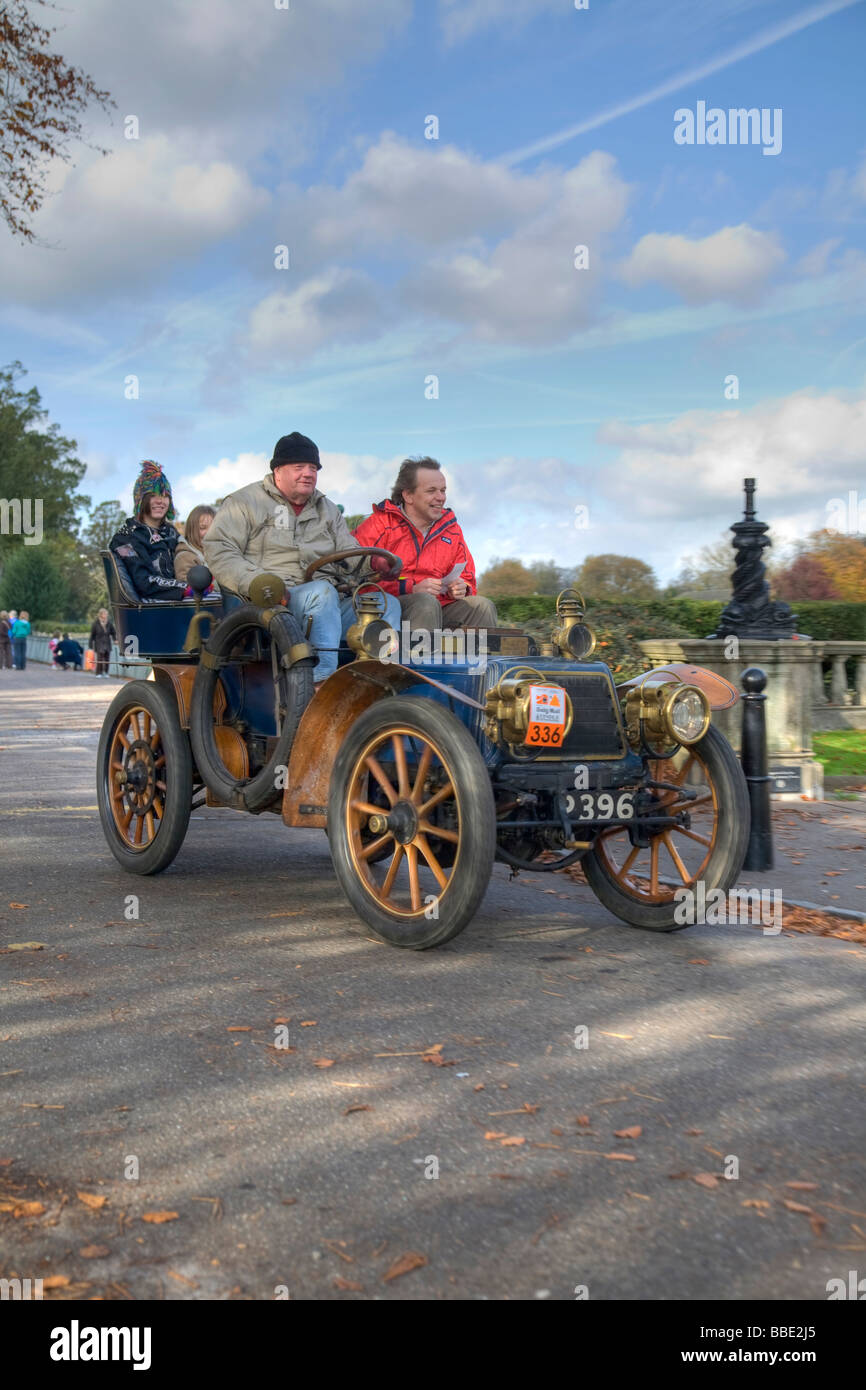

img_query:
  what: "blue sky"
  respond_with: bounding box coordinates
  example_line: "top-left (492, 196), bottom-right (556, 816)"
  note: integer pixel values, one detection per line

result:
top-left (1, 0), bottom-right (864, 582)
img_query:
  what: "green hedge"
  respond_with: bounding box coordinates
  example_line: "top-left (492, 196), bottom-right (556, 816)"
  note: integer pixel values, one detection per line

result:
top-left (492, 596), bottom-right (866, 641)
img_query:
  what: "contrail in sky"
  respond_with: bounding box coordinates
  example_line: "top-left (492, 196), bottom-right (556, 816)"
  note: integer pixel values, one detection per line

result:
top-left (502, 0), bottom-right (863, 166)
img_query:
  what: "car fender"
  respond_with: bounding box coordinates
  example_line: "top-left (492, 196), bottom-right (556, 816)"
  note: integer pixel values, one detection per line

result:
top-left (615, 661), bottom-right (740, 710)
top-left (281, 660), bottom-right (485, 829)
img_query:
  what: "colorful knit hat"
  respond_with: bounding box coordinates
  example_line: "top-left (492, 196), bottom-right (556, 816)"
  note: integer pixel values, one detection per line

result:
top-left (133, 460), bottom-right (175, 521)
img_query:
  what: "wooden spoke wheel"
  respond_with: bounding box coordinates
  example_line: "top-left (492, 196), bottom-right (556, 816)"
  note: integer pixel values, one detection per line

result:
top-left (328, 696), bottom-right (495, 949)
top-left (97, 680), bottom-right (193, 875)
top-left (581, 725), bottom-right (750, 931)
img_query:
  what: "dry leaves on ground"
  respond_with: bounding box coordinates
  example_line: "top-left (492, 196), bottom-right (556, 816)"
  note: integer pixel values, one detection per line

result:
top-left (77, 1192), bottom-right (107, 1210)
top-left (383, 1251), bottom-right (427, 1282)
top-left (141, 1211), bottom-right (178, 1224)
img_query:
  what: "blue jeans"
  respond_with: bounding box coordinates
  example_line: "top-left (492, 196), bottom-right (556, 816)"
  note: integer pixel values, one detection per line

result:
top-left (286, 580), bottom-right (401, 681)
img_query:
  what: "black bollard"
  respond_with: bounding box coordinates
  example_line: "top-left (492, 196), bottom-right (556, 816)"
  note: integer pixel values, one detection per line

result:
top-left (740, 666), bottom-right (773, 871)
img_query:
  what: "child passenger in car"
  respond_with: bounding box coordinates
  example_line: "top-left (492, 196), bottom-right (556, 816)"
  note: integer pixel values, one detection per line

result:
top-left (109, 461), bottom-right (186, 601)
top-left (174, 505), bottom-right (219, 595)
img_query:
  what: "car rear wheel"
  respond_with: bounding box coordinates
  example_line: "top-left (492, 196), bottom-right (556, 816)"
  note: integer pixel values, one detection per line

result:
top-left (582, 724), bottom-right (750, 931)
top-left (327, 696), bottom-right (496, 948)
top-left (97, 679), bottom-right (192, 874)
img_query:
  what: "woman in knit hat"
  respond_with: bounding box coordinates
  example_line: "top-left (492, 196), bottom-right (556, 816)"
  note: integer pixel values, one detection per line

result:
top-left (108, 460), bottom-right (186, 600)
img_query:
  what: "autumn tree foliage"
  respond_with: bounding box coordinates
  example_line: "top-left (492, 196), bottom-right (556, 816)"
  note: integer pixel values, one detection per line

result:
top-left (575, 553), bottom-right (659, 600)
top-left (0, 0), bottom-right (113, 241)
top-left (478, 557), bottom-right (537, 596)
top-left (773, 553), bottom-right (841, 600)
top-left (774, 530), bottom-right (866, 603)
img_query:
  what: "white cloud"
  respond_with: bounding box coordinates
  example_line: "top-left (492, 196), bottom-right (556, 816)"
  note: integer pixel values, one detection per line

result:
top-left (597, 388), bottom-right (866, 523)
top-left (0, 138), bottom-right (270, 303)
top-left (796, 238), bottom-right (843, 277)
top-left (245, 268), bottom-right (389, 363)
top-left (438, 0), bottom-right (561, 45)
top-left (306, 133), bottom-right (549, 253)
top-left (619, 225), bottom-right (785, 305)
top-left (404, 151), bottom-right (630, 343)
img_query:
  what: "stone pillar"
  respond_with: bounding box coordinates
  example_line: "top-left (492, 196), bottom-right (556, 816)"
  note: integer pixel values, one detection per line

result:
top-left (813, 645), bottom-right (827, 703)
top-left (831, 655), bottom-right (849, 705)
top-left (638, 638), bottom-right (824, 799)
top-left (857, 655), bottom-right (866, 707)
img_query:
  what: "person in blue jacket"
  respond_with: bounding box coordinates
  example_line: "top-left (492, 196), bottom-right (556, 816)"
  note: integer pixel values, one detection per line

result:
top-left (10, 610), bottom-right (31, 669)
top-left (54, 633), bottom-right (84, 670)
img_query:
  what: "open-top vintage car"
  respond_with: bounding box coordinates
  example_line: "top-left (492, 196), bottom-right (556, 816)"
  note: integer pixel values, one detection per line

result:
top-left (96, 547), bottom-right (750, 949)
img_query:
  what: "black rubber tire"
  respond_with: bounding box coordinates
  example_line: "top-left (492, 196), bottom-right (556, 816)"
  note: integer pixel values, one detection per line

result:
top-left (97, 679), bottom-right (192, 875)
top-left (327, 696), bottom-right (496, 949)
top-left (582, 724), bottom-right (750, 931)
top-left (189, 604), bottom-right (314, 813)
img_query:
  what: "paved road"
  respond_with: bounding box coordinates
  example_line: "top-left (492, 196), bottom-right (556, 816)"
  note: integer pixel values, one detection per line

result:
top-left (1, 666), bottom-right (864, 1300)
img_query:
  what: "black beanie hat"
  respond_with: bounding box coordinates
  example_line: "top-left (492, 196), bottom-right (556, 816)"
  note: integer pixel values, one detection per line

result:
top-left (271, 432), bottom-right (321, 471)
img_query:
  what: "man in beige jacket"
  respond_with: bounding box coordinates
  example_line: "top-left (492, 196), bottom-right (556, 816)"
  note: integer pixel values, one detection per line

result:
top-left (204, 432), bottom-right (400, 681)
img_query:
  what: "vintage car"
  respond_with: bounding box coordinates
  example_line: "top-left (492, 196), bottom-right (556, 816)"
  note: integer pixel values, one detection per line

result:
top-left (96, 547), bottom-right (750, 949)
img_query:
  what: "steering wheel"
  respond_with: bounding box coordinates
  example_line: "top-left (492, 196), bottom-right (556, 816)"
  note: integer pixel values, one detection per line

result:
top-left (303, 547), bottom-right (400, 586)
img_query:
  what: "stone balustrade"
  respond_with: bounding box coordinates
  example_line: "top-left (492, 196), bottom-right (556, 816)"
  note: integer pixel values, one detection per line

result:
top-left (809, 641), bottom-right (866, 730)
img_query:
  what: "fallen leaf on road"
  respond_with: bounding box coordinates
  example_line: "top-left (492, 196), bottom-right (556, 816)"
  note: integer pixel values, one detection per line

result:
top-left (688, 959), bottom-right (710, 965)
top-left (422, 1053), bottom-right (455, 1067)
top-left (333, 1276), bottom-right (363, 1291)
top-left (79, 1245), bottom-right (110, 1258)
top-left (604, 1152), bottom-right (637, 1162)
top-left (324, 1240), bottom-right (355, 1264)
top-left (473, 1084), bottom-right (485, 1092)
top-left (784, 1181), bottom-right (818, 1190)
top-left (575, 1114), bottom-right (591, 1127)
top-left (226, 1026), bottom-right (250, 1032)
top-left (8, 942), bottom-right (46, 951)
top-left (809, 1213), bottom-right (827, 1237)
top-left (783, 1199), bottom-right (813, 1214)
top-left (693, 1173), bottom-right (720, 1189)
top-left (599, 1032), bottom-right (634, 1040)
top-left (281, 1198), bottom-right (297, 1206)
top-left (42, 1275), bottom-right (70, 1289)
top-left (627, 1191), bottom-right (651, 1201)
top-left (615, 1126), bottom-right (642, 1139)
top-left (500, 1136), bottom-right (525, 1147)
top-left (77, 1192), bottom-right (107, 1210)
top-left (490, 1173), bottom-right (523, 1180)
top-left (8, 903), bottom-right (29, 909)
top-left (742, 1199), bottom-right (770, 1209)
top-left (343, 1105), bottom-right (372, 1115)
top-left (484, 1131), bottom-right (506, 1140)
top-left (141, 1211), bottom-right (178, 1224)
top-left (383, 1251), bottom-right (427, 1282)
top-left (12, 1200), bottom-right (46, 1217)
top-left (313, 1058), bottom-right (335, 1068)
top-left (424, 1043), bottom-right (444, 1054)
top-left (272, 1017), bottom-right (291, 1024)
top-left (167, 1270), bottom-right (198, 1288)
top-left (685, 1129), bottom-right (704, 1135)
top-left (300, 1021), bottom-right (317, 1027)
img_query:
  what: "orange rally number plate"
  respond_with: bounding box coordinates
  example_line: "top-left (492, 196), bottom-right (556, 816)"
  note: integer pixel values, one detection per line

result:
top-left (525, 684), bottom-right (566, 747)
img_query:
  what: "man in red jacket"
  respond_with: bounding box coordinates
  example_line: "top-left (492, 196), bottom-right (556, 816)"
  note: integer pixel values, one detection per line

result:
top-left (354, 457), bottom-right (497, 632)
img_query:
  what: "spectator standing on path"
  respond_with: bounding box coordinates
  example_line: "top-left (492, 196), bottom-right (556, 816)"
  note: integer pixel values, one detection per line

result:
top-left (10, 611), bottom-right (31, 670)
top-left (89, 607), bottom-right (116, 677)
top-left (55, 633), bottom-right (84, 671)
top-left (0, 612), bottom-right (12, 669)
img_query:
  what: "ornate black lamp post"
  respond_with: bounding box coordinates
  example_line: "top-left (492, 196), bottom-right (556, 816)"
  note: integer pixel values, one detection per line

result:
top-left (709, 478), bottom-right (799, 640)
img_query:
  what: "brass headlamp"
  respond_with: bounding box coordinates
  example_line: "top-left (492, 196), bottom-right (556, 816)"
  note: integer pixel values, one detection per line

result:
top-left (484, 665), bottom-right (573, 748)
top-left (550, 588), bottom-right (596, 661)
top-left (624, 680), bottom-right (711, 755)
top-left (346, 585), bottom-right (399, 660)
